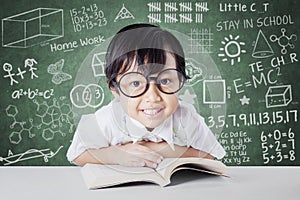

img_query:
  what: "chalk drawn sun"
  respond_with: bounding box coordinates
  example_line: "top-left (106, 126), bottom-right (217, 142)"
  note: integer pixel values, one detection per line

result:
top-left (218, 34), bottom-right (246, 66)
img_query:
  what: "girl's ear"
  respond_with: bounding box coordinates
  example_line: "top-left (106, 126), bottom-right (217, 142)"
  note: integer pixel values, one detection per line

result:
top-left (110, 87), bottom-right (120, 100)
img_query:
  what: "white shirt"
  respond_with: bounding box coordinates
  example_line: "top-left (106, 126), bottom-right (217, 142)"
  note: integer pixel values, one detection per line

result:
top-left (67, 100), bottom-right (226, 162)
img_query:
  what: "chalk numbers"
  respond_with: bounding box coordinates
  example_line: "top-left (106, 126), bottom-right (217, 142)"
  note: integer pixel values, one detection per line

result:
top-left (207, 115), bottom-right (225, 129)
top-left (261, 128), bottom-right (296, 164)
top-left (208, 110), bottom-right (298, 129)
top-left (70, 4), bottom-right (107, 32)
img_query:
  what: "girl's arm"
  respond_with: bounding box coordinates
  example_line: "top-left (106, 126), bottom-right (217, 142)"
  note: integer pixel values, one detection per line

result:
top-left (140, 141), bottom-right (214, 159)
top-left (73, 141), bottom-right (213, 167)
top-left (72, 143), bottom-right (163, 168)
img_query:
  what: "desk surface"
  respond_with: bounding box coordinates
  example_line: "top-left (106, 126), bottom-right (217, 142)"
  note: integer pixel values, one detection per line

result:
top-left (0, 166), bottom-right (299, 200)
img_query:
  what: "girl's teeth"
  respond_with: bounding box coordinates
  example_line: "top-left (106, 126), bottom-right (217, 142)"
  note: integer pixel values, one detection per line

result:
top-left (143, 109), bottom-right (159, 115)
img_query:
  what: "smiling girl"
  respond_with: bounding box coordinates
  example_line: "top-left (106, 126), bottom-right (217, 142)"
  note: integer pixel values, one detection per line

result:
top-left (67, 24), bottom-right (225, 168)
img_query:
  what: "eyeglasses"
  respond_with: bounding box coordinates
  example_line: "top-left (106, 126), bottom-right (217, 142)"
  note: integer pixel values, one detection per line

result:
top-left (113, 69), bottom-right (186, 98)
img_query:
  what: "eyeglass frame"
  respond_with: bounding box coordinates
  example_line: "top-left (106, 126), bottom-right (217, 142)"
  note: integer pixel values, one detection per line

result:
top-left (112, 68), bottom-right (186, 98)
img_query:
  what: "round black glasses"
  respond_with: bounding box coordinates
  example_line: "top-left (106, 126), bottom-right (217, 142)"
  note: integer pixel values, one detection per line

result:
top-left (113, 69), bottom-right (186, 98)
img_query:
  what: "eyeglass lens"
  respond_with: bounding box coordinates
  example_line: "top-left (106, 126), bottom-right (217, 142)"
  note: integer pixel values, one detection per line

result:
top-left (118, 69), bottom-right (184, 97)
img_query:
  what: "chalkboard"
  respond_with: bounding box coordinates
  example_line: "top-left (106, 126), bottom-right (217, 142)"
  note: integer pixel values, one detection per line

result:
top-left (0, 0), bottom-right (299, 166)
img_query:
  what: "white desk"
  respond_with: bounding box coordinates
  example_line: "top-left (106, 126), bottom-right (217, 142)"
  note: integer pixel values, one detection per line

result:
top-left (0, 167), bottom-right (299, 200)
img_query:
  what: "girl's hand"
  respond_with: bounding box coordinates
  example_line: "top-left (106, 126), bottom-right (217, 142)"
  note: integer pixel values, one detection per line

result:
top-left (140, 142), bottom-right (214, 159)
top-left (114, 143), bottom-right (163, 168)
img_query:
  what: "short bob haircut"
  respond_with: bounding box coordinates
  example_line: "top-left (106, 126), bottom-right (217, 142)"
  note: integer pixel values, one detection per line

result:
top-left (105, 23), bottom-right (188, 90)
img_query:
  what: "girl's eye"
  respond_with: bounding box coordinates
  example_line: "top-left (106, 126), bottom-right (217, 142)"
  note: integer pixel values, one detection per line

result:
top-left (160, 79), bottom-right (170, 85)
top-left (130, 81), bottom-right (142, 87)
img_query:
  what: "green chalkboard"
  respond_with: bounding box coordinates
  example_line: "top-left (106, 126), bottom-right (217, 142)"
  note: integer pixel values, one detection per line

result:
top-left (0, 0), bottom-right (299, 166)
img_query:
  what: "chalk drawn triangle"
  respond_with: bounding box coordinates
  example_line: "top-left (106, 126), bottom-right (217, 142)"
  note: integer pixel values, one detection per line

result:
top-left (114, 4), bottom-right (135, 22)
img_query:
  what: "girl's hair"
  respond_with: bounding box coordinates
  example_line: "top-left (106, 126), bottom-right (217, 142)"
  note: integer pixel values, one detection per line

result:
top-left (105, 23), bottom-right (187, 89)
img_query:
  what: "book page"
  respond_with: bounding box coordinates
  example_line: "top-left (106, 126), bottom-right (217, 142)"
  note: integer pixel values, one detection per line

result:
top-left (155, 158), bottom-right (227, 179)
top-left (81, 164), bottom-right (168, 189)
top-left (86, 163), bottom-right (154, 176)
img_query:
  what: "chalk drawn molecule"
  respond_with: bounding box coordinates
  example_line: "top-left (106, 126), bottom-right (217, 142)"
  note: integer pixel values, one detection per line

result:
top-left (6, 105), bottom-right (35, 144)
top-left (33, 97), bottom-right (74, 138)
top-left (270, 28), bottom-right (297, 54)
top-left (6, 97), bottom-right (74, 144)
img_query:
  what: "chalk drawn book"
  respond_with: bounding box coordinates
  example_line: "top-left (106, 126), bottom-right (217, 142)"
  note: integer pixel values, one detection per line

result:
top-left (80, 157), bottom-right (227, 189)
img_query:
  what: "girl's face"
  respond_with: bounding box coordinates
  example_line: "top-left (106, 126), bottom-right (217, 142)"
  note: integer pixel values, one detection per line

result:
top-left (113, 53), bottom-right (179, 131)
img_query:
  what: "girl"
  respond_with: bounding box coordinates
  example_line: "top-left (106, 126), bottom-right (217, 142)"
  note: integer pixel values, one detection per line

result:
top-left (67, 24), bottom-right (225, 168)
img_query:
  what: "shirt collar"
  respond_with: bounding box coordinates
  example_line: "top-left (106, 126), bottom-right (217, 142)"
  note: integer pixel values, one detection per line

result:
top-left (126, 116), bottom-right (175, 150)
top-left (111, 99), bottom-right (175, 150)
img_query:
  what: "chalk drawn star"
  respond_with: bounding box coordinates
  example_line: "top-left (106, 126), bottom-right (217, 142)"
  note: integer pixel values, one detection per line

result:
top-left (240, 95), bottom-right (250, 105)
top-left (179, 89), bottom-right (197, 105)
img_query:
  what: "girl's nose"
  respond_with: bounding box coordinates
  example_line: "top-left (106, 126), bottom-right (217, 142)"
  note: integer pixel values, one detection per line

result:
top-left (144, 82), bottom-right (162, 102)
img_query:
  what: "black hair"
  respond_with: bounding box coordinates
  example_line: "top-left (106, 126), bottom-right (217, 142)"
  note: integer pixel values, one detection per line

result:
top-left (105, 23), bottom-right (187, 89)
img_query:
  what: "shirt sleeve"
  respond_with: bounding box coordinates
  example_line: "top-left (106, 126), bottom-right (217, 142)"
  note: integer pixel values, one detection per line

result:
top-left (180, 102), bottom-right (226, 159)
top-left (66, 113), bottom-right (110, 162)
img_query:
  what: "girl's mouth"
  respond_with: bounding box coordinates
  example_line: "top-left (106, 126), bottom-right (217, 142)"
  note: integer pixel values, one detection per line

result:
top-left (141, 108), bottom-right (163, 117)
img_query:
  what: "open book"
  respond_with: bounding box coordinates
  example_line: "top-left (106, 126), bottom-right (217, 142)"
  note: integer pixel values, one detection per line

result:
top-left (81, 157), bottom-right (227, 189)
